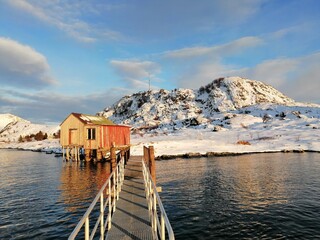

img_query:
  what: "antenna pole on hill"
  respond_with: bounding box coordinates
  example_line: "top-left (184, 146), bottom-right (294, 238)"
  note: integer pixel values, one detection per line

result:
top-left (148, 73), bottom-right (151, 91)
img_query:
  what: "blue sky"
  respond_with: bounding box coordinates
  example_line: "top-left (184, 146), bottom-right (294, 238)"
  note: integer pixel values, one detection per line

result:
top-left (0, 0), bottom-right (319, 124)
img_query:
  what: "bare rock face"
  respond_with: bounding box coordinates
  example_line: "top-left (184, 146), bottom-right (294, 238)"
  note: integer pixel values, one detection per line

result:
top-left (99, 76), bottom-right (295, 130)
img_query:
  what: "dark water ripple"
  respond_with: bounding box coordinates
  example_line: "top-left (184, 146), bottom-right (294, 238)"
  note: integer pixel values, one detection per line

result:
top-left (0, 150), bottom-right (110, 240)
top-left (1, 150), bottom-right (320, 239)
top-left (156, 153), bottom-right (320, 239)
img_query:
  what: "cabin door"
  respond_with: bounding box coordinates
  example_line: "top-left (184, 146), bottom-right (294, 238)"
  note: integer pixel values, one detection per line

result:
top-left (69, 129), bottom-right (78, 145)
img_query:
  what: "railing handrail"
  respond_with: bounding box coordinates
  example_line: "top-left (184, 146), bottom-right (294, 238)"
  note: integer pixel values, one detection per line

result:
top-left (142, 159), bottom-right (175, 240)
top-left (68, 154), bottom-right (125, 240)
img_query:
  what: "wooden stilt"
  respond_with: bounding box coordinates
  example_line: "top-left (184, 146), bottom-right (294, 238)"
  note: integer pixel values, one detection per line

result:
top-left (66, 147), bottom-right (70, 161)
top-left (110, 142), bottom-right (116, 172)
top-left (75, 146), bottom-right (78, 161)
top-left (148, 146), bottom-right (156, 185)
top-left (85, 149), bottom-right (90, 161)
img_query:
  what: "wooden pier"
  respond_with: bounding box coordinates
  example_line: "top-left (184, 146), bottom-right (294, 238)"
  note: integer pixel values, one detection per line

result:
top-left (68, 146), bottom-right (174, 240)
top-left (106, 156), bottom-right (154, 239)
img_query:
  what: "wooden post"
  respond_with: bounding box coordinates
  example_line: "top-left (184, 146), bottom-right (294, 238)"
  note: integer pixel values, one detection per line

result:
top-left (66, 147), bottom-right (70, 161)
top-left (100, 149), bottom-right (106, 161)
top-left (71, 147), bottom-right (75, 161)
top-left (75, 146), bottom-right (78, 161)
top-left (110, 142), bottom-right (116, 172)
top-left (76, 146), bottom-right (79, 161)
top-left (149, 146), bottom-right (156, 185)
top-left (85, 149), bottom-right (91, 161)
top-left (120, 149), bottom-right (125, 162)
top-left (97, 150), bottom-right (102, 162)
top-left (125, 147), bottom-right (129, 165)
top-left (62, 147), bottom-right (65, 160)
top-left (143, 146), bottom-right (148, 165)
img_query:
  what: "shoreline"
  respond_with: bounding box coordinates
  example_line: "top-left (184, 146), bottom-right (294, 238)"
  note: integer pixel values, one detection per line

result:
top-left (1, 145), bottom-right (319, 161)
top-left (156, 149), bottom-right (320, 160)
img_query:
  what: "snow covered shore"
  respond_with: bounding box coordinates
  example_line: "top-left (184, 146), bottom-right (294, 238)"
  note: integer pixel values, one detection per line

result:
top-left (1, 77), bottom-right (319, 158)
top-left (2, 115), bottom-right (319, 158)
top-left (130, 126), bottom-right (320, 158)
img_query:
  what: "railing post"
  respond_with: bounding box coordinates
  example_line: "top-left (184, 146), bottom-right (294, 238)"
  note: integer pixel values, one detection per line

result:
top-left (153, 192), bottom-right (157, 234)
top-left (100, 193), bottom-right (104, 239)
top-left (108, 180), bottom-right (112, 230)
top-left (149, 180), bottom-right (152, 214)
top-left (161, 213), bottom-right (165, 240)
top-left (116, 164), bottom-right (119, 200)
top-left (113, 173), bottom-right (116, 212)
top-left (121, 158), bottom-right (124, 188)
top-left (85, 217), bottom-right (89, 240)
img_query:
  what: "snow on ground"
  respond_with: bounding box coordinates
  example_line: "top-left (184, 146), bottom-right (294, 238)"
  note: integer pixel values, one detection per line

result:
top-left (1, 103), bottom-right (320, 157)
top-left (130, 113), bottom-right (320, 157)
top-left (0, 139), bottom-right (61, 152)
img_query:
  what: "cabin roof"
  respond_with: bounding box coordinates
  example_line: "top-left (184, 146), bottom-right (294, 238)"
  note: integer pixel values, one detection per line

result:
top-left (72, 113), bottom-right (115, 125)
top-left (60, 112), bottom-right (115, 126)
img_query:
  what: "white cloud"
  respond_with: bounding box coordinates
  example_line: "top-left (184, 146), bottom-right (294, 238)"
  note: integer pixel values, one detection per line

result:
top-left (245, 58), bottom-right (299, 88)
top-left (6, 0), bottom-right (124, 43)
top-left (0, 87), bottom-right (125, 123)
top-left (286, 53), bottom-right (320, 102)
top-left (0, 37), bottom-right (56, 88)
top-left (177, 61), bottom-right (237, 89)
top-left (164, 37), bottom-right (263, 59)
top-left (7, 0), bottom-right (264, 42)
top-left (162, 36), bottom-right (262, 88)
top-left (110, 60), bottom-right (161, 90)
top-left (169, 33), bottom-right (320, 103)
top-left (240, 53), bottom-right (320, 102)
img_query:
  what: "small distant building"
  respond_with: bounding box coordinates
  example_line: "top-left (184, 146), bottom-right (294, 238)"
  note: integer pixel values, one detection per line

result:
top-left (60, 113), bottom-right (130, 161)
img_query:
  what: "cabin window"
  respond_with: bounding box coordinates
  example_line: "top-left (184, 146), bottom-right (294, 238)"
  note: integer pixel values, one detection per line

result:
top-left (87, 128), bottom-right (96, 140)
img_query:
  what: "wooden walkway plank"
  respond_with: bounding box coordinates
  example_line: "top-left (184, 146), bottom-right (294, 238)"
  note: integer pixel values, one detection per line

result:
top-left (106, 156), bottom-right (154, 240)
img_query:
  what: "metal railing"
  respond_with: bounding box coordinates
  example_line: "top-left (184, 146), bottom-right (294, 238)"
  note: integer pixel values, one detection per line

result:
top-left (68, 156), bottom-right (125, 240)
top-left (142, 159), bottom-right (175, 240)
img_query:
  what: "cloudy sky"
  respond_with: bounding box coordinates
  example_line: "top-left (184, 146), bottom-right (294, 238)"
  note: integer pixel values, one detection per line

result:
top-left (0, 0), bottom-right (319, 124)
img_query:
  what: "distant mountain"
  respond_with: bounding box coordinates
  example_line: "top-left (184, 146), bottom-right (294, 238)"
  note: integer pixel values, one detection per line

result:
top-left (0, 113), bottom-right (29, 131)
top-left (99, 77), bottom-right (306, 131)
top-left (0, 114), bottom-right (59, 143)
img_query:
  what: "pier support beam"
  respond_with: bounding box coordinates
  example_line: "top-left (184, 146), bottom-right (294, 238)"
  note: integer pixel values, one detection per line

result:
top-left (110, 143), bottom-right (116, 172)
top-left (143, 145), bottom-right (156, 185)
top-left (66, 147), bottom-right (70, 161)
top-left (85, 149), bottom-right (91, 161)
top-left (149, 146), bottom-right (156, 185)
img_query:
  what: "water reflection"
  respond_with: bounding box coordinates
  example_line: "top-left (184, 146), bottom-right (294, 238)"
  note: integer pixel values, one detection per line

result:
top-left (1, 150), bottom-right (320, 239)
top-left (0, 150), bottom-right (113, 239)
top-left (59, 161), bottom-right (111, 213)
top-left (157, 153), bottom-right (320, 239)
top-left (214, 155), bottom-right (289, 212)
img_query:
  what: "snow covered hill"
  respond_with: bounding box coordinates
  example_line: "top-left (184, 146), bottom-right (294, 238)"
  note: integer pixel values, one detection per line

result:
top-left (0, 114), bottom-right (59, 143)
top-left (0, 114), bottom-right (29, 132)
top-left (98, 76), bottom-right (320, 156)
top-left (99, 77), bottom-right (303, 131)
top-left (1, 76), bottom-right (319, 155)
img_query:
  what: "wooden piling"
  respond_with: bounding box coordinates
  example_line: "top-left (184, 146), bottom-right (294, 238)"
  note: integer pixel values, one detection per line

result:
top-left (110, 142), bottom-right (116, 172)
top-left (85, 149), bottom-right (91, 161)
top-left (97, 149), bottom-right (102, 161)
top-left (148, 146), bottom-right (156, 185)
top-left (66, 147), bottom-right (70, 161)
top-left (75, 146), bottom-right (78, 161)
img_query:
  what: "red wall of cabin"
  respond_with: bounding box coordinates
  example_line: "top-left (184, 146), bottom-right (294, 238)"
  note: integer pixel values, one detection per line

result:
top-left (100, 125), bottom-right (130, 149)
